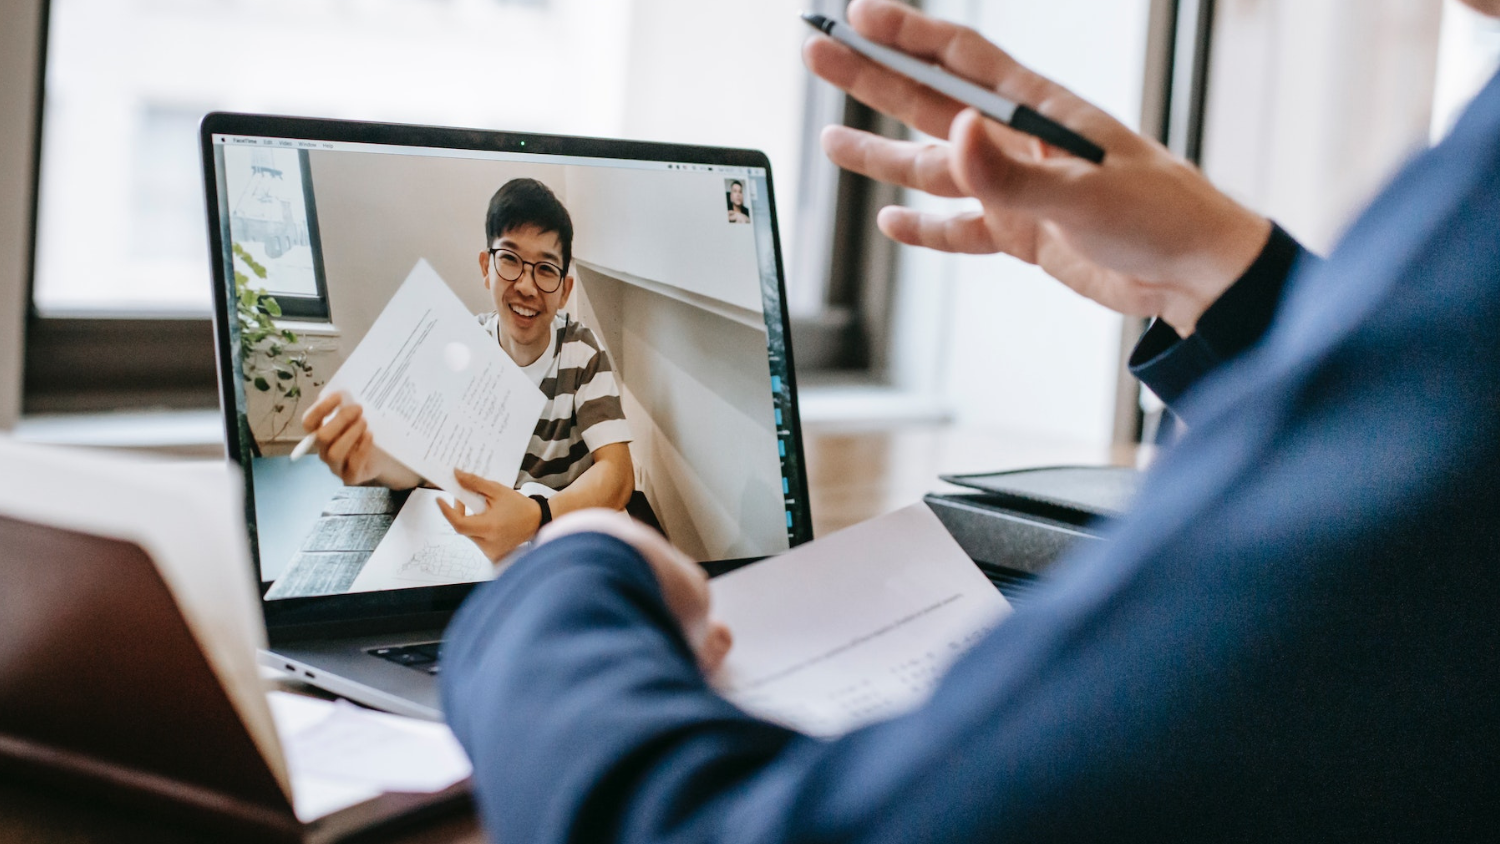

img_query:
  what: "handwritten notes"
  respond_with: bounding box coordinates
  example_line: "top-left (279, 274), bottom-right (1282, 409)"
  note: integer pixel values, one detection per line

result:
top-left (349, 489), bottom-right (494, 592)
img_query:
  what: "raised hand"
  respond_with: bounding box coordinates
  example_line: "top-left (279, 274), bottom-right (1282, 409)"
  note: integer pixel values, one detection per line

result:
top-left (804, 0), bottom-right (1271, 335)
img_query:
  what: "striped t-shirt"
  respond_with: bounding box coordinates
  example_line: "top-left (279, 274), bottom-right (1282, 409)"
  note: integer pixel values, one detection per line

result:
top-left (478, 311), bottom-right (632, 492)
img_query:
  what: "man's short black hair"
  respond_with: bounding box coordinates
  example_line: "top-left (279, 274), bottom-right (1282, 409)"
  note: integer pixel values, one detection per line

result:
top-left (485, 178), bottom-right (573, 274)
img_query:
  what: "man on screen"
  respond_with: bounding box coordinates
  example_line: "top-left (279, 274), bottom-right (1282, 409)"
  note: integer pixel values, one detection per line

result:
top-left (301, 178), bottom-right (634, 561)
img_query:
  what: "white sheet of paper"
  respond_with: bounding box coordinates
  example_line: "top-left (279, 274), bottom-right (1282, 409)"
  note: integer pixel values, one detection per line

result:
top-left (708, 503), bottom-right (1012, 737)
top-left (268, 691), bottom-right (471, 822)
top-left (347, 488), bottom-right (495, 592)
top-left (0, 441), bottom-right (290, 802)
top-left (321, 260), bottom-right (546, 512)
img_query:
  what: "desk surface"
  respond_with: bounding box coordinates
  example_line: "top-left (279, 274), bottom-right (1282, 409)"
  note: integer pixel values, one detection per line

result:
top-left (0, 782), bottom-right (486, 844)
top-left (2, 423), bottom-right (1133, 842)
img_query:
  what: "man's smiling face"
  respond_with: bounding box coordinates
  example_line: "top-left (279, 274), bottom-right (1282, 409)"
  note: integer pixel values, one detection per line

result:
top-left (483, 223), bottom-right (573, 356)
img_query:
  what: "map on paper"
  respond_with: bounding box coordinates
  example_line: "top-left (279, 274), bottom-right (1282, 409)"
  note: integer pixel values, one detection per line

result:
top-left (348, 489), bottom-right (494, 592)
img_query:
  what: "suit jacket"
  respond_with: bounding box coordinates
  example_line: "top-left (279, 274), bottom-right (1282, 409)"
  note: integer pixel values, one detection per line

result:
top-left (441, 71), bottom-right (1500, 843)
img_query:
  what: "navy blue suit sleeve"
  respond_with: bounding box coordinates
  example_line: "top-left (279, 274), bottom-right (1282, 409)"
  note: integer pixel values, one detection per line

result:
top-left (440, 533), bottom-right (802, 844)
top-left (441, 73), bottom-right (1500, 841)
top-left (1129, 223), bottom-right (1309, 417)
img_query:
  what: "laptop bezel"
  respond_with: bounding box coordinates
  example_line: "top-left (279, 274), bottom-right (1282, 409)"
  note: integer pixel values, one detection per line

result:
top-left (200, 111), bottom-right (815, 633)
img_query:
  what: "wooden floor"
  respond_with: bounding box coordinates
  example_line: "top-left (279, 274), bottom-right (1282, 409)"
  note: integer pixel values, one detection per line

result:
top-left (802, 422), bottom-right (1141, 536)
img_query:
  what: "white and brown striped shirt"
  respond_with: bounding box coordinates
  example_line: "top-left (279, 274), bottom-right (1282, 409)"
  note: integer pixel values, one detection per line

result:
top-left (478, 311), bottom-right (632, 492)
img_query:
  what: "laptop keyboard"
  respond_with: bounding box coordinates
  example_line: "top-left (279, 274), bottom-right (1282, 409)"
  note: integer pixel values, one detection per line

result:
top-left (369, 642), bottom-right (443, 675)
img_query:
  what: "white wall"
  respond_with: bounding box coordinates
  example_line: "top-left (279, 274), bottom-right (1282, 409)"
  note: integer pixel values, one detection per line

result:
top-left (1432, 0), bottom-right (1500, 141)
top-left (889, 0), bottom-right (1151, 448)
top-left (235, 151), bottom-right (568, 445)
top-left (619, 0), bottom-right (811, 289)
top-left (307, 150), bottom-right (565, 355)
top-left (0, 0), bottom-right (42, 430)
top-left (565, 166), bottom-right (764, 314)
top-left (574, 263), bottom-right (786, 561)
top-left (1202, 0), bottom-right (1444, 253)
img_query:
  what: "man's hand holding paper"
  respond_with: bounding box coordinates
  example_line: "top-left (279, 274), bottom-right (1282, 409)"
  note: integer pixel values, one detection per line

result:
top-left (305, 260), bottom-right (546, 514)
top-left (435, 469), bottom-right (547, 562)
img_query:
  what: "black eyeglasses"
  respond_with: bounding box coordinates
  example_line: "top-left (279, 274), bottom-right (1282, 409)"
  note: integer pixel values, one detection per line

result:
top-left (489, 248), bottom-right (565, 293)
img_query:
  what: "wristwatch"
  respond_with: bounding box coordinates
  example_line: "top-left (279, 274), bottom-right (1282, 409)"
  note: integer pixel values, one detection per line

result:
top-left (529, 494), bottom-right (552, 528)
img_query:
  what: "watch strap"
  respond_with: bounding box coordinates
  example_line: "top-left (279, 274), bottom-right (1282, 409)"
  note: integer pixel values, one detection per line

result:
top-left (529, 494), bottom-right (552, 527)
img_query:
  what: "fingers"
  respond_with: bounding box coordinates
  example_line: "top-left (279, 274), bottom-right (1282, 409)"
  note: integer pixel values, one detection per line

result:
top-left (537, 510), bottom-right (718, 664)
top-left (803, 36), bottom-right (965, 139)
top-left (453, 469), bottom-right (506, 502)
top-left (806, 0), bottom-right (1133, 153)
top-left (821, 126), bottom-right (965, 198)
top-left (339, 428), bottom-right (375, 484)
top-left (436, 497), bottom-right (475, 533)
top-left (847, 0), bottom-right (1101, 135)
top-left (301, 391), bottom-right (344, 434)
top-left (949, 108), bottom-right (1081, 212)
top-left (325, 417), bottom-right (368, 472)
top-left (313, 403), bottom-right (362, 458)
top-left (876, 206), bottom-right (1005, 254)
top-left (699, 621), bottom-right (733, 674)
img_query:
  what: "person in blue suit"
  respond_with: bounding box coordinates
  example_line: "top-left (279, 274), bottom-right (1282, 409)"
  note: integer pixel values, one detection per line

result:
top-left (440, 0), bottom-right (1500, 840)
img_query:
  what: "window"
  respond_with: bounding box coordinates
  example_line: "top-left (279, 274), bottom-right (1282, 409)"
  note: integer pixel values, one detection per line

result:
top-left (222, 147), bottom-right (329, 321)
top-left (25, 0), bottom-right (814, 412)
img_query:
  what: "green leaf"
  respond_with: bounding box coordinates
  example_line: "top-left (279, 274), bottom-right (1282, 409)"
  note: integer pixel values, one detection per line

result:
top-left (276, 368), bottom-right (294, 380)
top-left (233, 242), bottom-right (268, 279)
top-left (281, 329), bottom-right (298, 343)
top-left (253, 376), bottom-right (270, 391)
top-left (263, 297), bottom-right (282, 317)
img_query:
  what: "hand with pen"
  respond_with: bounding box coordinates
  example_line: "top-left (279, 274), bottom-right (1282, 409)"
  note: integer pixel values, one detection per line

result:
top-left (298, 391), bottom-right (421, 489)
top-left (802, 0), bottom-right (1272, 337)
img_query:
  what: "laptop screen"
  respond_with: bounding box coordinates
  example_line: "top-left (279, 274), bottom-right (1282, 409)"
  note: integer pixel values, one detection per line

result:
top-left (204, 119), bottom-right (810, 607)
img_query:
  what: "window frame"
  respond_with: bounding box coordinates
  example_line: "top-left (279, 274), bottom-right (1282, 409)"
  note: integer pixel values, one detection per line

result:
top-left (224, 148), bottom-right (333, 322)
top-left (17, 0), bottom-right (254, 414)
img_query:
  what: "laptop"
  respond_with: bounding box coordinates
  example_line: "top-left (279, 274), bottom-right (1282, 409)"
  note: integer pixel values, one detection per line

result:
top-left (200, 112), bottom-right (814, 720)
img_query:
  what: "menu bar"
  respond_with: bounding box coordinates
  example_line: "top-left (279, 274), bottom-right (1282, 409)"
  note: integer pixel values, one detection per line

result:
top-left (211, 134), bottom-right (764, 177)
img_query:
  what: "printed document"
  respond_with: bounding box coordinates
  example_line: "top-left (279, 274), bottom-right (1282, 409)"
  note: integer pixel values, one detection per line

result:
top-left (269, 692), bottom-right (471, 822)
top-left (321, 260), bottom-right (545, 512)
top-left (709, 503), bottom-right (1011, 737)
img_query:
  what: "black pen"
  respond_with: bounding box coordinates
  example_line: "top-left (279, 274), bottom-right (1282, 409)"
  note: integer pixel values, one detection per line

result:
top-left (802, 12), bottom-right (1106, 164)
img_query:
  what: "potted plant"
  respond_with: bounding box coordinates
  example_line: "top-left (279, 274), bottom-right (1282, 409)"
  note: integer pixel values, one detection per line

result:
top-left (234, 243), bottom-right (320, 449)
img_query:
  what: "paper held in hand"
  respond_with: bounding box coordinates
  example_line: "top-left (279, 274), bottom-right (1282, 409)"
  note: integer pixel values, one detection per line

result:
top-left (319, 260), bottom-right (546, 512)
top-left (709, 503), bottom-right (1013, 737)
